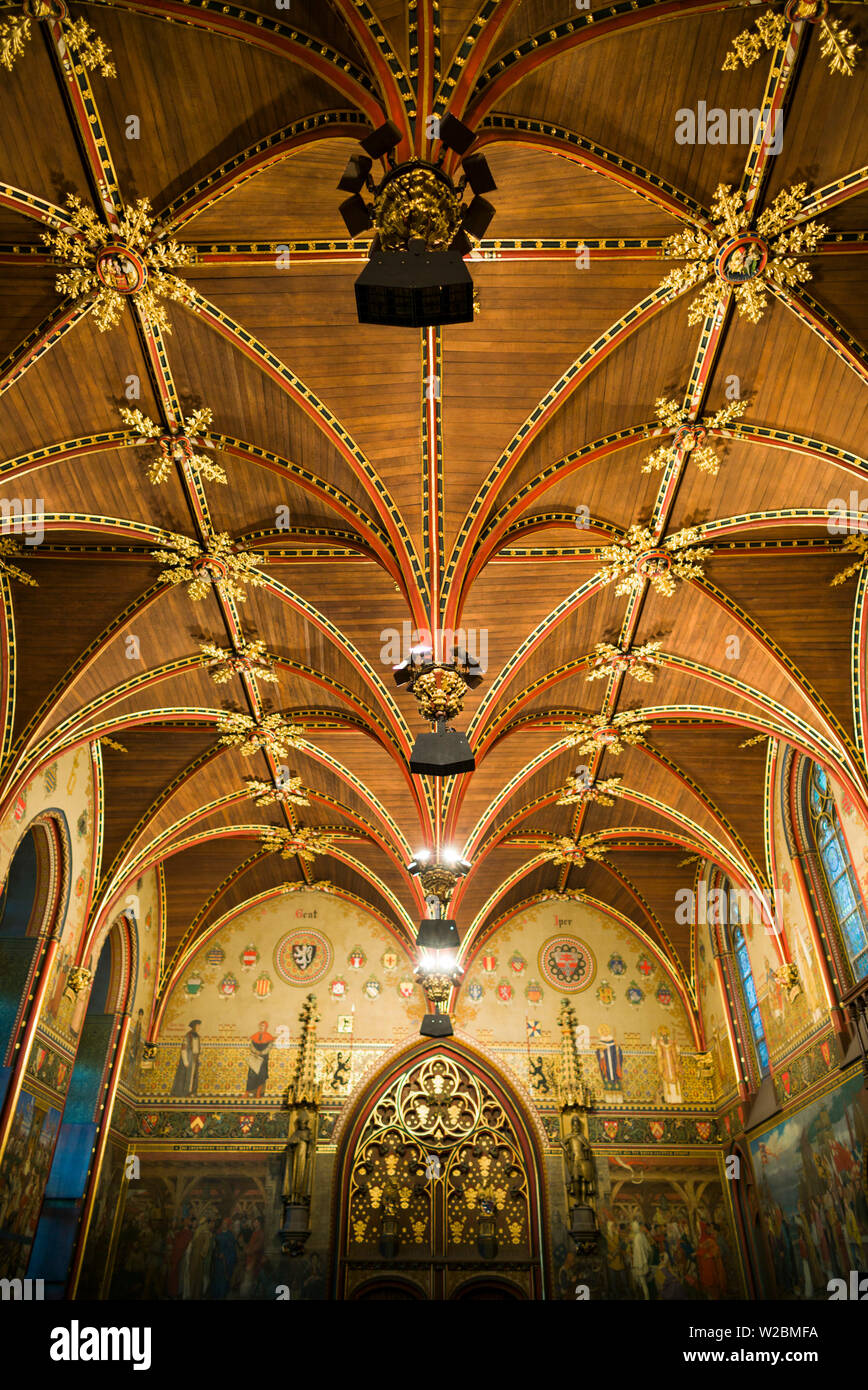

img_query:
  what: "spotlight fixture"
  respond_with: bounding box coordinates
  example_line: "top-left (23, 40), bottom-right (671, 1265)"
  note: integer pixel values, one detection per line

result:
top-left (393, 645), bottom-right (484, 777)
top-left (335, 119), bottom-right (497, 326)
top-left (406, 851), bottom-right (471, 896)
top-left (437, 114), bottom-right (477, 156)
top-left (337, 155), bottom-right (373, 194)
top-left (337, 193), bottom-right (373, 238)
top-left (359, 120), bottom-right (402, 160)
top-left (461, 153), bottom-right (498, 196)
top-left (460, 195), bottom-right (495, 240)
top-left (417, 916), bottom-right (460, 959)
top-left (420, 1013), bottom-right (454, 1038)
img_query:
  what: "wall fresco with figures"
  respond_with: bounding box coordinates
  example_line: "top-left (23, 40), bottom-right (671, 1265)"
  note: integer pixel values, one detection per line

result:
top-left (138, 892), bottom-right (718, 1116)
top-left (460, 900), bottom-right (692, 1044)
top-left (747, 1070), bottom-right (868, 1298)
top-left (117, 867), bottom-right (162, 1091)
top-left (553, 1155), bottom-right (744, 1301)
top-left (0, 1089), bottom-right (62, 1279)
top-left (768, 760), bottom-right (830, 1056)
top-left (102, 1155), bottom-right (286, 1300)
top-left (691, 751), bottom-right (837, 1093)
top-left (150, 889), bottom-right (422, 1098)
top-left (694, 911), bottom-right (738, 1102)
top-left (829, 768), bottom-right (868, 902)
top-left (457, 899), bottom-right (713, 1114)
top-left (0, 745), bottom-right (98, 1279)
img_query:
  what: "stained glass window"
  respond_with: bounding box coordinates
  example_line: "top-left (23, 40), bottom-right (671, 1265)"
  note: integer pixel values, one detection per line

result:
top-left (721, 876), bottom-right (770, 1075)
top-left (732, 924), bottom-right (770, 1075)
top-left (807, 763), bottom-right (868, 981)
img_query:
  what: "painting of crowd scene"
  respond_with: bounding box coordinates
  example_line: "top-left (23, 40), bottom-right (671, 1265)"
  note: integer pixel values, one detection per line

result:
top-left (555, 1165), bottom-right (742, 1299)
top-left (104, 1163), bottom-right (287, 1300)
top-left (748, 1071), bottom-right (868, 1298)
top-left (0, 1091), bottom-right (60, 1279)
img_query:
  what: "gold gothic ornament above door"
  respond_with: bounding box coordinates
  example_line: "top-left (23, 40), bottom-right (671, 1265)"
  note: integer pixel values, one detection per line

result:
top-left (335, 1045), bottom-right (547, 1300)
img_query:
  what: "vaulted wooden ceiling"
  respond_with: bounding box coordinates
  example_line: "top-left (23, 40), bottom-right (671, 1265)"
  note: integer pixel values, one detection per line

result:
top-left (1, 0), bottom-right (866, 1028)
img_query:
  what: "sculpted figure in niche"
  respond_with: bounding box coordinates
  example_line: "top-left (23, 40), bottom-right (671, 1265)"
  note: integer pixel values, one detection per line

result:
top-left (562, 1113), bottom-right (595, 1205)
top-left (284, 1110), bottom-right (314, 1204)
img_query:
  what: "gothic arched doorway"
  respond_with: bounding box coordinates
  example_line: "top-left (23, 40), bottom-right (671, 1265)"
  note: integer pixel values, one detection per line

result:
top-left (333, 1039), bottom-right (549, 1300)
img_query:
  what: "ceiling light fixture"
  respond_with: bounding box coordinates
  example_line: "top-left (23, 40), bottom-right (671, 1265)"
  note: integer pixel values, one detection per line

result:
top-left (337, 117), bottom-right (497, 326)
top-left (410, 856), bottom-right (468, 1037)
top-left (394, 644), bottom-right (483, 776)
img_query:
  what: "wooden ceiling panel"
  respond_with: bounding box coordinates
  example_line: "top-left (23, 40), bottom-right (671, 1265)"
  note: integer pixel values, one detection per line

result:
top-left (479, 145), bottom-right (683, 239)
top-left (324, 862), bottom-right (406, 934)
top-left (129, 745), bottom-right (269, 858)
top-left (668, 438), bottom-right (864, 538)
top-left (703, 292), bottom-right (868, 454)
top-left (497, 299), bottom-right (699, 519)
top-left (0, 39), bottom-right (90, 207)
top-left (472, 574), bottom-right (628, 715)
top-left (302, 728), bottom-right (422, 838)
top-left (592, 846), bottom-right (695, 969)
top-left (825, 193), bottom-right (868, 233)
top-left (183, 138), bottom-right (366, 242)
top-left (213, 584), bottom-right (380, 711)
top-left (99, 727), bottom-right (218, 872)
top-left (192, 859), bottom-right (304, 941)
top-left (179, 262), bottom-right (425, 537)
top-left (645, 724), bottom-right (771, 874)
top-left (282, 558), bottom-right (415, 678)
top-left (0, 266), bottom-right (63, 360)
top-left (808, 254), bottom-right (868, 349)
top-left (452, 842), bottom-right (540, 934)
top-left (162, 838), bottom-right (260, 954)
top-left (764, 45), bottom-right (868, 205)
top-left (86, 8), bottom-right (346, 212)
top-left (155, 301), bottom-right (380, 520)
top-left (456, 728), bottom-right (555, 845)
top-left (0, 210), bottom-right (41, 244)
top-left (634, 577), bottom-right (831, 737)
top-left (582, 793), bottom-right (696, 846)
top-left (702, 550), bottom-right (855, 736)
top-left (0, 445), bottom-right (194, 538)
top-left (38, 583), bottom-right (223, 741)
top-left (440, 258), bottom-right (661, 531)
top-left (8, 558), bottom-right (155, 743)
top-left (510, 441), bottom-right (669, 539)
top-left (493, 9), bottom-right (761, 206)
top-left (1, 307), bottom-right (160, 459)
top-left (204, 458), bottom-right (368, 539)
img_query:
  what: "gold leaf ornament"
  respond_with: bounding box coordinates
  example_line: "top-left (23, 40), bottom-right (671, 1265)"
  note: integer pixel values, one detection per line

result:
top-left (43, 195), bottom-right (195, 333)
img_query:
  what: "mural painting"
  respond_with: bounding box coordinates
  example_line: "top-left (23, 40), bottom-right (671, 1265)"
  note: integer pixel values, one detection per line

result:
top-left (748, 1071), bottom-right (868, 1298)
top-left (145, 891), bottom-right (420, 1099)
top-left (554, 1159), bottom-right (743, 1300)
top-left (694, 916), bottom-right (738, 1100)
top-left (461, 901), bottom-right (714, 1112)
top-left (107, 1159), bottom-right (282, 1300)
top-left (0, 1089), bottom-right (61, 1278)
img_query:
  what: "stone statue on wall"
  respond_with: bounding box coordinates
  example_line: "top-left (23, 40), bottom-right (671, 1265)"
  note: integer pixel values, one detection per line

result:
top-left (283, 1108), bottom-right (314, 1205)
top-left (562, 1113), bottom-right (595, 1206)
